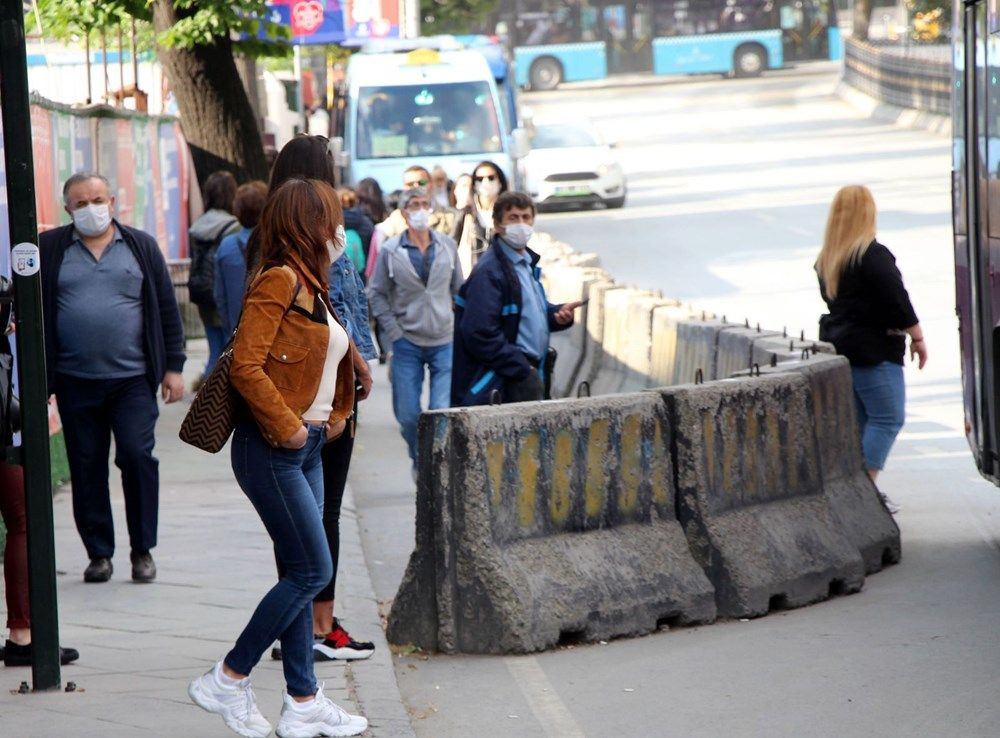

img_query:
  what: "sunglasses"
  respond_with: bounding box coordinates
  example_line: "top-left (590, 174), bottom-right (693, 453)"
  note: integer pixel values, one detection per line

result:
top-left (474, 174), bottom-right (498, 182)
top-left (404, 177), bottom-right (429, 187)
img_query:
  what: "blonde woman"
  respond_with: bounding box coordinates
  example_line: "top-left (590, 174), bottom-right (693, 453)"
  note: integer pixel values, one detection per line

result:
top-left (816, 185), bottom-right (928, 513)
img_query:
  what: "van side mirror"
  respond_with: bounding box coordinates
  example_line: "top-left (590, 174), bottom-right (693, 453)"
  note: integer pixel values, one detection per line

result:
top-left (511, 127), bottom-right (531, 160)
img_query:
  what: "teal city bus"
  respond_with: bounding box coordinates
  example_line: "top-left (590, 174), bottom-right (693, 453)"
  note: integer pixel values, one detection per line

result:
top-left (495, 0), bottom-right (842, 90)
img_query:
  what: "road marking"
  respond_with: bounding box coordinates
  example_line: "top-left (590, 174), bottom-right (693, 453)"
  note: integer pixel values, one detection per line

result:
top-left (505, 656), bottom-right (586, 738)
top-left (891, 450), bottom-right (971, 461)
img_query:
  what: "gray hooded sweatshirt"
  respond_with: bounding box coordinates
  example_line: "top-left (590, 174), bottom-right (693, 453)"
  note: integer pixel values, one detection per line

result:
top-left (368, 230), bottom-right (463, 348)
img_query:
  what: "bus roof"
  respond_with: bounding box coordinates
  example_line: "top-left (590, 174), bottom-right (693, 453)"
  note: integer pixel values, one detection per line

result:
top-left (346, 48), bottom-right (495, 89)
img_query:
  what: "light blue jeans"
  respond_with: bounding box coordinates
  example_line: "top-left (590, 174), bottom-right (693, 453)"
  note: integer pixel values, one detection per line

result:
top-left (851, 361), bottom-right (906, 471)
top-left (391, 337), bottom-right (452, 461)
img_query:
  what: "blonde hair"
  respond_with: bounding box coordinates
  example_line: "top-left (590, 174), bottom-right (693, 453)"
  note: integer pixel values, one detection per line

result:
top-left (816, 185), bottom-right (877, 299)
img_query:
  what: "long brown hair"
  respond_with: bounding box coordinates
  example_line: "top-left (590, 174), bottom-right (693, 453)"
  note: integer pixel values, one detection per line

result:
top-left (257, 178), bottom-right (343, 293)
top-left (816, 185), bottom-right (877, 299)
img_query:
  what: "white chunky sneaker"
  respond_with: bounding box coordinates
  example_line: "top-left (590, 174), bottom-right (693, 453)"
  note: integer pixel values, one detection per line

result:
top-left (188, 661), bottom-right (273, 738)
top-left (275, 684), bottom-right (368, 738)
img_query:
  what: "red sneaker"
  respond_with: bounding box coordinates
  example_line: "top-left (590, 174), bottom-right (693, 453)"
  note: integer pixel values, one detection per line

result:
top-left (313, 619), bottom-right (375, 661)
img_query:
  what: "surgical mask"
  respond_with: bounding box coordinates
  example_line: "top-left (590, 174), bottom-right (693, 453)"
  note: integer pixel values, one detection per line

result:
top-left (503, 223), bottom-right (534, 248)
top-left (476, 178), bottom-right (501, 199)
top-left (327, 225), bottom-right (347, 262)
top-left (71, 203), bottom-right (112, 237)
top-left (407, 208), bottom-right (431, 231)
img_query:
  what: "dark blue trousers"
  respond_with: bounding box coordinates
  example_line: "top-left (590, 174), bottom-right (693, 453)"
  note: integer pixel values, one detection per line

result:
top-left (55, 373), bottom-right (159, 560)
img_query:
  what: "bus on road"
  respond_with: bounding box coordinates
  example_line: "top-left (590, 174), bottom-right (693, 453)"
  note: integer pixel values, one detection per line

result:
top-left (495, 0), bottom-right (842, 90)
top-left (336, 44), bottom-right (527, 193)
top-left (951, 1), bottom-right (1000, 485)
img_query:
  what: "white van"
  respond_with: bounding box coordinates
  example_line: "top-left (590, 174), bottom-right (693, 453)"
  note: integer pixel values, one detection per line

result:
top-left (335, 47), bottom-right (528, 193)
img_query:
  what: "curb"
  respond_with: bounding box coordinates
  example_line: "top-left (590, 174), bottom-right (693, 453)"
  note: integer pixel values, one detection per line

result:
top-left (835, 79), bottom-right (951, 137)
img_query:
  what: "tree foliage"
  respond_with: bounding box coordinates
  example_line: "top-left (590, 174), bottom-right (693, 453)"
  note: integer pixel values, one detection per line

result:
top-left (420, 0), bottom-right (495, 35)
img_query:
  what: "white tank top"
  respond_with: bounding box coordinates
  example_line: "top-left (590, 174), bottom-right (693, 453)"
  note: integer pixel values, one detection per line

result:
top-left (302, 306), bottom-right (350, 422)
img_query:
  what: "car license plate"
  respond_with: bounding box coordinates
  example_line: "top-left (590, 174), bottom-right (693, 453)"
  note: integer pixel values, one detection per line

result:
top-left (554, 186), bottom-right (590, 197)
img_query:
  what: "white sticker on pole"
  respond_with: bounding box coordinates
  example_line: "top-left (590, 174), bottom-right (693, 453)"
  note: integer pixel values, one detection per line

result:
top-left (11, 242), bottom-right (40, 276)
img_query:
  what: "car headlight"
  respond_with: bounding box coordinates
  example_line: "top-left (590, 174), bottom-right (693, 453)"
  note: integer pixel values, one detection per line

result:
top-left (597, 162), bottom-right (618, 178)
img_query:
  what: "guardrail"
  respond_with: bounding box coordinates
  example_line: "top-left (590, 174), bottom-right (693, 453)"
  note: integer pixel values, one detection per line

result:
top-left (842, 38), bottom-right (951, 115)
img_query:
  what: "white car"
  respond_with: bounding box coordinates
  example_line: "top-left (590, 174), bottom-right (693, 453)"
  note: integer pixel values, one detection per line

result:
top-left (520, 121), bottom-right (626, 209)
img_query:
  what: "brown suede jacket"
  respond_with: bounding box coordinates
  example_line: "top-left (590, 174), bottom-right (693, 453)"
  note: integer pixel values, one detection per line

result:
top-left (231, 255), bottom-right (355, 446)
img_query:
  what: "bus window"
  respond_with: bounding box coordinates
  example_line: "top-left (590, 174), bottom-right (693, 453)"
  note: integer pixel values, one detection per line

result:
top-left (356, 81), bottom-right (503, 160)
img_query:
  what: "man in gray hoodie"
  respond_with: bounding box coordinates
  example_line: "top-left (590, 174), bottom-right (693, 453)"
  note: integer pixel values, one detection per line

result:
top-left (369, 188), bottom-right (463, 470)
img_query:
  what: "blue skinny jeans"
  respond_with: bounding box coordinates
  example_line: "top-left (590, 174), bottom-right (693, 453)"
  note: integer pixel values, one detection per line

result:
top-left (851, 361), bottom-right (906, 471)
top-left (225, 422), bottom-right (332, 697)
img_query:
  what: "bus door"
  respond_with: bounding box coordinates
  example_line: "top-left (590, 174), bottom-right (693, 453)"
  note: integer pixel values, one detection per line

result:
top-left (779, 0), bottom-right (831, 62)
top-left (602, 1), bottom-right (654, 74)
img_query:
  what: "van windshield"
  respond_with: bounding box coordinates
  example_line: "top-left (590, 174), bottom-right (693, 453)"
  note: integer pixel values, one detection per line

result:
top-left (355, 81), bottom-right (503, 160)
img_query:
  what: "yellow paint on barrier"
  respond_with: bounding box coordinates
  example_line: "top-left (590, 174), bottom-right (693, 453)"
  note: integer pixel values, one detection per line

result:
top-left (652, 420), bottom-right (670, 509)
top-left (619, 415), bottom-right (641, 515)
top-left (551, 430), bottom-right (573, 526)
top-left (744, 410), bottom-right (759, 501)
top-left (518, 433), bottom-right (540, 529)
top-left (702, 411), bottom-right (716, 490)
top-left (721, 407), bottom-right (737, 494)
top-left (765, 411), bottom-right (781, 492)
top-left (487, 440), bottom-right (505, 508)
top-left (586, 419), bottom-right (609, 518)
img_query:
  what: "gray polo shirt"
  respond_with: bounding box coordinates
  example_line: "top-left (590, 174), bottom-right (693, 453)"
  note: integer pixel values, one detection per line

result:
top-left (56, 230), bottom-right (147, 379)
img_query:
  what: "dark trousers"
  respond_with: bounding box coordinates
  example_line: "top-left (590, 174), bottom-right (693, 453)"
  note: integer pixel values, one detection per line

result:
top-left (274, 400), bottom-right (358, 605)
top-left (55, 373), bottom-right (159, 560)
top-left (0, 462), bottom-right (29, 629)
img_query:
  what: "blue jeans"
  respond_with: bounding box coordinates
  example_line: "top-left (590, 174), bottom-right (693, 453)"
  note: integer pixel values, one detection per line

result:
top-left (851, 362), bottom-right (906, 471)
top-left (203, 323), bottom-right (227, 377)
top-left (225, 423), bottom-right (332, 697)
top-left (56, 373), bottom-right (159, 559)
top-left (391, 338), bottom-right (452, 461)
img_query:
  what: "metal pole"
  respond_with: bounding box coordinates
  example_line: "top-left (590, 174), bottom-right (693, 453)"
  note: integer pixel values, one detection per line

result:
top-left (85, 31), bottom-right (92, 104)
top-left (101, 26), bottom-right (108, 102)
top-left (293, 44), bottom-right (305, 133)
top-left (117, 24), bottom-right (125, 107)
top-left (131, 18), bottom-right (138, 95)
top-left (0, 0), bottom-right (61, 691)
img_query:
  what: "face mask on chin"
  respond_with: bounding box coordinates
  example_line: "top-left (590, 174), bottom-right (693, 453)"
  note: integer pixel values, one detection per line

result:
top-left (71, 203), bottom-right (112, 237)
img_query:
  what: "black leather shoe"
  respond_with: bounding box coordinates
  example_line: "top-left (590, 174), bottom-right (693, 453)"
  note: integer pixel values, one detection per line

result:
top-left (4, 639), bottom-right (80, 667)
top-left (83, 557), bottom-right (113, 583)
top-left (130, 551), bottom-right (156, 582)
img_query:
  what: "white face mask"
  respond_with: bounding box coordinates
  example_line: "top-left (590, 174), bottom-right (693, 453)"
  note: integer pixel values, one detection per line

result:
top-left (71, 203), bottom-right (112, 237)
top-left (407, 208), bottom-right (431, 232)
top-left (327, 225), bottom-right (347, 262)
top-left (503, 223), bottom-right (534, 248)
top-left (476, 177), bottom-right (501, 200)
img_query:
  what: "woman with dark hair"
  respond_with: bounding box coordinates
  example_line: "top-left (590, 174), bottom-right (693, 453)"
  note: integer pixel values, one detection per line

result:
top-left (254, 135), bottom-right (378, 664)
top-left (214, 181), bottom-right (268, 337)
top-left (452, 160), bottom-right (509, 275)
top-left (188, 171), bottom-right (240, 379)
top-left (188, 178), bottom-right (367, 738)
top-left (355, 177), bottom-right (387, 225)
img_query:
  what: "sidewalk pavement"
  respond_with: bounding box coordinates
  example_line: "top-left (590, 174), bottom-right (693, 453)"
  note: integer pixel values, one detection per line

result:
top-left (0, 340), bottom-right (415, 738)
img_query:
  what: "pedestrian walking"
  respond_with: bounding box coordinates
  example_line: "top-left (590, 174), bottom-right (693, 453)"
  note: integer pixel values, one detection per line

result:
top-left (452, 160), bottom-right (509, 275)
top-left (816, 184), bottom-right (928, 514)
top-left (0, 324), bottom-right (79, 667)
top-left (262, 136), bottom-right (377, 664)
top-left (377, 165), bottom-right (457, 239)
top-left (188, 171), bottom-right (241, 379)
top-left (368, 187), bottom-right (463, 473)
top-left (188, 178), bottom-right (367, 738)
top-left (39, 173), bottom-right (185, 584)
top-left (452, 191), bottom-right (579, 406)
top-left (214, 180), bottom-right (268, 337)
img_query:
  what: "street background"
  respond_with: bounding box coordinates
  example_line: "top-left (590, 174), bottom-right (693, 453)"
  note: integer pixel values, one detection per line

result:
top-left (1, 63), bottom-right (998, 737)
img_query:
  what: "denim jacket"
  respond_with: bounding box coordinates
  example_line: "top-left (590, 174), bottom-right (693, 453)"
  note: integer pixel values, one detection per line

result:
top-left (329, 254), bottom-right (377, 361)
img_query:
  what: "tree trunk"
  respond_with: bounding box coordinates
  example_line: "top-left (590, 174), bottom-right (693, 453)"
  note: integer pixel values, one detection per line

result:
top-left (853, 0), bottom-right (874, 42)
top-left (151, 0), bottom-right (268, 185)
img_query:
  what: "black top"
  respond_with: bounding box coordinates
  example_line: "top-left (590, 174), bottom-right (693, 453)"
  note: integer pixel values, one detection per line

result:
top-left (39, 220), bottom-right (186, 394)
top-left (818, 240), bottom-right (918, 367)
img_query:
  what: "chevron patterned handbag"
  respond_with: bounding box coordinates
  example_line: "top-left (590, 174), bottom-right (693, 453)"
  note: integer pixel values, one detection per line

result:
top-left (179, 276), bottom-right (302, 453)
top-left (178, 343), bottom-right (239, 453)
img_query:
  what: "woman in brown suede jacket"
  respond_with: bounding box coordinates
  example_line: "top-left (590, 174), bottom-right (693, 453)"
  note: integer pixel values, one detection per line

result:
top-left (188, 179), bottom-right (368, 738)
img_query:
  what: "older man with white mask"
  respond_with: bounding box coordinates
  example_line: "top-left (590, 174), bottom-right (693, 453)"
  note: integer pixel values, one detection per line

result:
top-left (39, 172), bottom-right (185, 584)
top-left (368, 187), bottom-right (463, 475)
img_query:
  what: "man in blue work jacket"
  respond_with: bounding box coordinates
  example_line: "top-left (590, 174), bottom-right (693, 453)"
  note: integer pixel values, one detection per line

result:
top-left (451, 191), bottom-right (581, 406)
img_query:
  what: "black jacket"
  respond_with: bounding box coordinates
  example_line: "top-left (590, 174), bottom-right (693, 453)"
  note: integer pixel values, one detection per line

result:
top-left (39, 220), bottom-right (186, 393)
top-left (818, 240), bottom-right (918, 367)
top-left (451, 236), bottom-right (569, 406)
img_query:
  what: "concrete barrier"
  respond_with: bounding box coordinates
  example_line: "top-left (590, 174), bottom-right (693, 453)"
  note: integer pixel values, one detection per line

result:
top-left (664, 373), bottom-right (866, 618)
top-left (576, 280), bottom-right (620, 394)
top-left (715, 325), bottom-right (782, 379)
top-left (542, 265), bottom-right (609, 398)
top-left (589, 286), bottom-right (642, 395)
top-left (750, 335), bottom-right (835, 369)
top-left (672, 317), bottom-right (731, 385)
top-left (649, 304), bottom-right (700, 387)
top-left (387, 394), bottom-right (718, 653)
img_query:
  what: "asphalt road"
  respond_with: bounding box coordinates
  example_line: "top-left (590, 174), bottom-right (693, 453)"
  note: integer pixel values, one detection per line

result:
top-left (350, 65), bottom-right (1000, 737)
